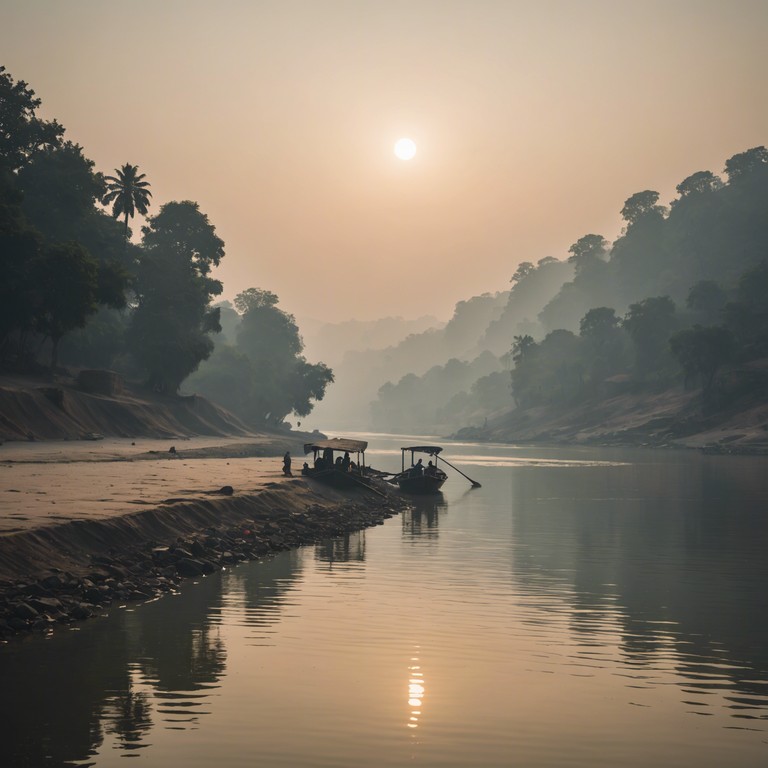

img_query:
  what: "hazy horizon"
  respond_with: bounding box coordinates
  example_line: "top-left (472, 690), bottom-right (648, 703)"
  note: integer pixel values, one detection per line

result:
top-left (3, 0), bottom-right (767, 323)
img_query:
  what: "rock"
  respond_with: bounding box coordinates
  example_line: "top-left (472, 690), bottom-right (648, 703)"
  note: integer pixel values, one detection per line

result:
top-left (105, 564), bottom-right (128, 580)
top-left (190, 539), bottom-right (207, 557)
top-left (40, 575), bottom-right (63, 590)
top-left (28, 597), bottom-right (63, 614)
top-left (14, 602), bottom-right (39, 620)
top-left (176, 558), bottom-right (205, 577)
top-left (70, 603), bottom-right (93, 620)
top-left (8, 616), bottom-right (28, 632)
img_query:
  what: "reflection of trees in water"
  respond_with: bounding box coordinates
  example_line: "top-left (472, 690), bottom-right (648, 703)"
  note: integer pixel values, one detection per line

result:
top-left (402, 494), bottom-right (445, 539)
top-left (103, 686), bottom-right (152, 752)
top-left (3, 616), bottom-right (134, 767)
top-left (509, 458), bottom-right (768, 707)
top-left (131, 571), bottom-right (227, 692)
top-left (235, 548), bottom-right (303, 613)
top-left (315, 531), bottom-right (366, 563)
top-left (4, 551), bottom-right (306, 766)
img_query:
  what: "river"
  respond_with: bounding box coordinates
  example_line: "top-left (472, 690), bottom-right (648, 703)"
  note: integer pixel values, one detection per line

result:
top-left (2, 436), bottom-right (768, 767)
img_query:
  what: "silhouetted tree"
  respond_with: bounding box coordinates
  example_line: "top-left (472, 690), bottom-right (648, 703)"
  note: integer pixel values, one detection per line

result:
top-left (512, 334), bottom-right (536, 365)
top-left (17, 141), bottom-right (130, 313)
top-left (670, 325), bottom-right (735, 395)
top-left (567, 234), bottom-right (607, 276)
top-left (620, 190), bottom-right (666, 228)
top-left (511, 261), bottom-right (534, 283)
top-left (675, 170), bottom-right (723, 199)
top-left (102, 163), bottom-right (152, 241)
top-left (686, 280), bottom-right (727, 319)
top-left (622, 296), bottom-right (677, 378)
top-left (579, 306), bottom-right (629, 385)
top-left (233, 288), bottom-right (333, 426)
top-left (128, 201), bottom-right (223, 392)
top-left (724, 260), bottom-right (768, 357)
top-left (35, 242), bottom-right (100, 372)
top-left (0, 66), bottom-right (64, 171)
top-left (724, 146), bottom-right (768, 183)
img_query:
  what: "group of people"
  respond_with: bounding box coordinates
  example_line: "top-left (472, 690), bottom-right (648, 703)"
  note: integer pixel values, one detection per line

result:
top-left (283, 449), bottom-right (359, 477)
top-left (408, 458), bottom-right (439, 478)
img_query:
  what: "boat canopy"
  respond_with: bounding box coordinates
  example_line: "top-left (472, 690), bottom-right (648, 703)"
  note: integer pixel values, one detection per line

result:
top-left (304, 438), bottom-right (368, 455)
top-left (401, 445), bottom-right (443, 455)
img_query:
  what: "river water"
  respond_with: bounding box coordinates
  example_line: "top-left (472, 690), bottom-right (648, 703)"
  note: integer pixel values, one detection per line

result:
top-left (3, 436), bottom-right (768, 767)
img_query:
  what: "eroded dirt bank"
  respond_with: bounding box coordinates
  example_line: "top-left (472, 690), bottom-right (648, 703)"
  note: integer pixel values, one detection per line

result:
top-left (0, 478), bottom-right (408, 641)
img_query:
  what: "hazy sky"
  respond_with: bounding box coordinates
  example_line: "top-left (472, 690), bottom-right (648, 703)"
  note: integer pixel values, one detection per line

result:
top-left (3, 0), bottom-right (767, 323)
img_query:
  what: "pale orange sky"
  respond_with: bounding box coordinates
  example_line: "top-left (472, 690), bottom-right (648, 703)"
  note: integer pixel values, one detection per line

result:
top-left (3, 0), bottom-right (767, 323)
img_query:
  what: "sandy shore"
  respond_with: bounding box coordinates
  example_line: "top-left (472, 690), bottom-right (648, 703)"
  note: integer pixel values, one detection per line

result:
top-left (0, 437), bottom-right (296, 534)
top-left (0, 438), bottom-right (407, 639)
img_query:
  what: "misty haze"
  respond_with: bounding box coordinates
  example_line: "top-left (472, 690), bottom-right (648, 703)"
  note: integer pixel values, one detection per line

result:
top-left (1, 2), bottom-right (768, 767)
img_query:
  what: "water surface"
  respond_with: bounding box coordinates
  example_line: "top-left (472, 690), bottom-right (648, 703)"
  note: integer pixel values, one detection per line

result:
top-left (3, 438), bottom-right (768, 767)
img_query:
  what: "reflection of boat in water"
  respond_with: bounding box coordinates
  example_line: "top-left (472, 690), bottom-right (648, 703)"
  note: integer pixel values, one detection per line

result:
top-left (302, 438), bottom-right (386, 496)
top-left (403, 493), bottom-right (446, 537)
top-left (395, 446), bottom-right (448, 494)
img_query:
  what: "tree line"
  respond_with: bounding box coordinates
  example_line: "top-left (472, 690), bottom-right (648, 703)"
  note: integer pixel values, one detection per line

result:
top-left (0, 66), bottom-right (332, 427)
top-left (368, 145), bottom-right (768, 430)
top-left (509, 149), bottom-right (768, 412)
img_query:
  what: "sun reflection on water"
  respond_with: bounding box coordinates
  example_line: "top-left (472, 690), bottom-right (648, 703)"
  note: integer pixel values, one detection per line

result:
top-left (407, 649), bottom-right (425, 729)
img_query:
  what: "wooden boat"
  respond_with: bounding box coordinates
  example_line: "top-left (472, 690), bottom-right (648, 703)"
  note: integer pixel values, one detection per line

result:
top-left (396, 446), bottom-right (448, 494)
top-left (302, 437), bottom-right (385, 496)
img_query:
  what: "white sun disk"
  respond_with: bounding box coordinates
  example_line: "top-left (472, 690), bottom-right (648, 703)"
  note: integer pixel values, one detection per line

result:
top-left (394, 137), bottom-right (417, 160)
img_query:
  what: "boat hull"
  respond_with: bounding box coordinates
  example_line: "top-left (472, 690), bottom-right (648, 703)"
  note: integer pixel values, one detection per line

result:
top-left (397, 474), bottom-right (447, 494)
top-left (302, 467), bottom-right (377, 491)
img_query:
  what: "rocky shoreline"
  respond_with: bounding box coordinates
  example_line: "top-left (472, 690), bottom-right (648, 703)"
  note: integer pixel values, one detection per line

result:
top-left (0, 479), bottom-right (409, 642)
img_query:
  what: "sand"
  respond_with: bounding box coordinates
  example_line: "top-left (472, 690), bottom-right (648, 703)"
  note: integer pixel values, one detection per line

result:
top-left (0, 437), bottom-right (295, 534)
top-left (0, 436), bottom-right (395, 587)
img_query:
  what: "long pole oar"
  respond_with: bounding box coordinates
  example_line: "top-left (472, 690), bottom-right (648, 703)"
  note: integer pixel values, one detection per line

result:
top-left (437, 455), bottom-right (481, 488)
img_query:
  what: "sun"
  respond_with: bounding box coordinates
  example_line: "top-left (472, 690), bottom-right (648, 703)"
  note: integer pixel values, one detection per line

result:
top-left (394, 137), bottom-right (417, 160)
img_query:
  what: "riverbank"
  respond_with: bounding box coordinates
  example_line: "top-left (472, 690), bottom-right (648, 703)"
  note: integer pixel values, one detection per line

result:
top-left (0, 441), bottom-right (408, 641)
top-left (454, 378), bottom-right (768, 454)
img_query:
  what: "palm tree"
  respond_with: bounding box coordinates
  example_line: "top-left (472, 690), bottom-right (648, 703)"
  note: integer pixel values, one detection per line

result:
top-left (102, 163), bottom-right (152, 242)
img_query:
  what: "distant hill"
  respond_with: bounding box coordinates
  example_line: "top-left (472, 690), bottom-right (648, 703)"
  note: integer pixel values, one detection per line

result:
top-left (299, 315), bottom-right (443, 368)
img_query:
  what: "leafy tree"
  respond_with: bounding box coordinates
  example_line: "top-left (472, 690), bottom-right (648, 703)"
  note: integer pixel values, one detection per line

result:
top-left (18, 142), bottom-right (105, 241)
top-left (128, 202), bottom-right (224, 392)
top-left (670, 325), bottom-right (735, 395)
top-left (0, 66), bottom-right (64, 171)
top-left (675, 170), bottom-right (722, 199)
top-left (724, 146), bottom-right (768, 183)
top-left (620, 190), bottom-right (666, 228)
top-left (610, 191), bottom-right (669, 304)
top-left (567, 234), bottom-right (607, 276)
top-left (233, 288), bottom-right (333, 426)
top-left (686, 280), bottom-right (727, 318)
top-left (103, 163), bottom-right (152, 241)
top-left (16, 141), bottom-right (130, 314)
top-left (511, 261), bottom-right (534, 284)
top-left (184, 343), bottom-right (256, 417)
top-left (35, 242), bottom-right (100, 371)
top-left (510, 334), bottom-right (538, 407)
top-left (579, 307), bottom-right (631, 385)
top-left (0, 165), bottom-right (43, 361)
top-left (622, 296), bottom-right (677, 378)
top-left (723, 260), bottom-right (768, 357)
top-left (512, 334), bottom-right (536, 366)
